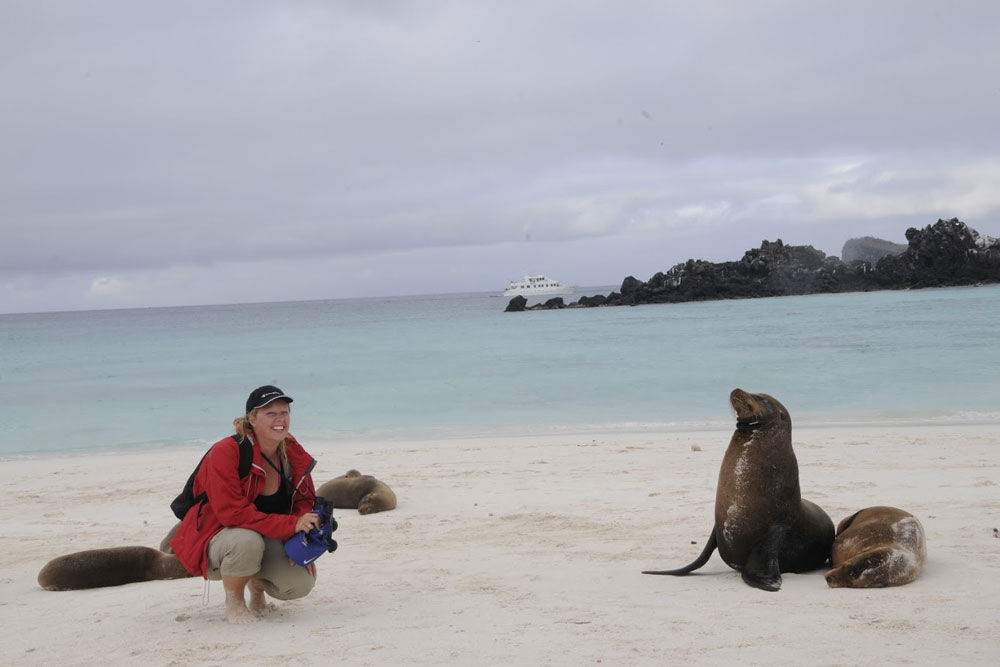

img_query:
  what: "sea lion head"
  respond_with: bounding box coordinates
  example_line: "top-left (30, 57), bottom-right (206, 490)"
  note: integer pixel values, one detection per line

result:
top-left (729, 389), bottom-right (790, 434)
top-left (825, 550), bottom-right (892, 588)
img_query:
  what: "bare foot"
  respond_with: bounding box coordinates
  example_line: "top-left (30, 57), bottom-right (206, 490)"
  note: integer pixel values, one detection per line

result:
top-left (247, 579), bottom-right (276, 616)
top-left (224, 597), bottom-right (259, 625)
top-left (252, 601), bottom-right (277, 617)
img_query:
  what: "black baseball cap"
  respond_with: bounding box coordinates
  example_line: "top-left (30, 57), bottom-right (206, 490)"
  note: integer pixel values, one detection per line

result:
top-left (246, 385), bottom-right (294, 414)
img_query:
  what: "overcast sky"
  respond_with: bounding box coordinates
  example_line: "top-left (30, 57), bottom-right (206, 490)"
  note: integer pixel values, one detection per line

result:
top-left (3, 1), bottom-right (999, 313)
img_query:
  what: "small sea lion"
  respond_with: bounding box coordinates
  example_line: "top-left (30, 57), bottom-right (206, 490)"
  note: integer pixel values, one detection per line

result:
top-left (316, 469), bottom-right (397, 515)
top-left (825, 506), bottom-right (926, 588)
top-left (37, 546), bottom-right (193, 591)
top-left (643, 388), bottom-right (835, 591)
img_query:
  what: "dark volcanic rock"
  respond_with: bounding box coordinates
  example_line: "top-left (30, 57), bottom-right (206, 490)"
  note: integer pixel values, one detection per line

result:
top-left (842, 236), bottom-right (907, 264)
top-left (874, 218), bottom-right (1000, 288)
top-left (530, 297), bottom-right (566, 310)
top-left (505, 295), bottom-right (567, 311)
top-left (508, 218), bottom-right (1000, 311)
top-left (504, 295), bottom-right (527, 312)
top-left (574, 293), bottom-right (608, 307)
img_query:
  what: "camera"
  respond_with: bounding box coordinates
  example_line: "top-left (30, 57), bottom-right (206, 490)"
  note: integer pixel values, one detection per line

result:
top-left (284, 496), bottom-right (338, 566)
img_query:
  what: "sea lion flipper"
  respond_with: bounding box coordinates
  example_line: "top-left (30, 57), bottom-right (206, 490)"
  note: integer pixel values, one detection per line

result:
top-left (740, 545), bottom-right (782, 591)
top-left (740, 561), bottom-right (781, 591)
top-left (642, 530), bottom-right (717, 575)
top-left (740, 527), bottom-right (784, 591)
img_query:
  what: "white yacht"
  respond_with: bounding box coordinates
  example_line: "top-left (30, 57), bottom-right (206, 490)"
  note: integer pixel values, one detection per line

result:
top-left (503, 274), bottom-right (573, 297)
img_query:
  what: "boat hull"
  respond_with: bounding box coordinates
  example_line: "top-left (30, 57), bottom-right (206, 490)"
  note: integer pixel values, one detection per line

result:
top-left (502, 285), bottom-right (574, 297)
top-left (502, 274), bottom-right (573, 297)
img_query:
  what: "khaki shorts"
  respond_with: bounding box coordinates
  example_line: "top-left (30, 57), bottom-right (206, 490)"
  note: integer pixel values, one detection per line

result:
top-left (206, 527), bottom-right (315, 600)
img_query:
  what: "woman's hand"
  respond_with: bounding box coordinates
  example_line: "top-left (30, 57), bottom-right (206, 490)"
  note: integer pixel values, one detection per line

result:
top-left (289, 513), bottom-right (322, 575)
top-left (295, 512), bottom-right (320, 533)
top-left (285, 558), bottom-right (318, 578)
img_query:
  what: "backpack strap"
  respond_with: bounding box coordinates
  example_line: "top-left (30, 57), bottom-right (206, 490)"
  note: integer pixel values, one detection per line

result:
top-left (236, 434), bottom-right (253, 478)
top-left (198, 435), bottom-right (253, 508)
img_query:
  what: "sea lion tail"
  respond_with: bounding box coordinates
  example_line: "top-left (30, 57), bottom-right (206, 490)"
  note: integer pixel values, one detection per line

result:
top-left (642, 530), bottom-right (718, 576)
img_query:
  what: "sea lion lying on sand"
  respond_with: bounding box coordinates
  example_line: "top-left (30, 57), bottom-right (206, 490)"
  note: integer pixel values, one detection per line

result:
top-left (825, 506), bottom-right (926, 588)
top-left (317, 469), bottom-right (397, 514)
top-left (643, 388), bottom-right (835, 591)
top-left (37, 546), bottom-right (193, 591)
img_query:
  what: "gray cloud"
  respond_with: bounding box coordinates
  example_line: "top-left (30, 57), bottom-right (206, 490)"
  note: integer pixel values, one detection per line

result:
top-left (2, 1), bottom-right (1000, 312)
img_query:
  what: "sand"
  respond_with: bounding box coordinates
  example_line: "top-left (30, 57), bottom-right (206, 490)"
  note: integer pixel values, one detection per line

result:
top-left (2, 424), bottom-right (998, 666)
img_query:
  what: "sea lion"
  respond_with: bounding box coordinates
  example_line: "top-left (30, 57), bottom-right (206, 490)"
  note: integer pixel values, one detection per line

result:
top-left (37, 546), bottom-right (193, 591)
top-left (643, 388), bottom-right (835, 591)
top-left (825, 506), bottom-right (926, 588)
top-left (316, 469), bottom-right (397, 515)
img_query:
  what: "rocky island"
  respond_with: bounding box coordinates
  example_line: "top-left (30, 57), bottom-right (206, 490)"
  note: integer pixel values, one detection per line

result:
top-left (505, 218), bottom-right (1000, 312)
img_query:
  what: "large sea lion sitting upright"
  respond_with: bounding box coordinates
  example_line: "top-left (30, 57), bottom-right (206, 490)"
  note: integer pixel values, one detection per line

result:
top-left (825, 506), bottom-right (926, 588)
top-left (37, 546), bottom-right (193, 591)
top-left (643, 389), bottom-right (835, 591)
top-left (316, 469), bottom-right (397, 515)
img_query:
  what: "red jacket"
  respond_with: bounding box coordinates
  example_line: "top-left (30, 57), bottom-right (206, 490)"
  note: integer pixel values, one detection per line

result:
top-left (170, 433), bottom-right (317, 577)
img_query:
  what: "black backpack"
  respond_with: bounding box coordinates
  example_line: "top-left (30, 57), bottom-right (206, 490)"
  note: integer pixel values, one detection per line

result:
top-left (170, 435), bottom-right (254, 520)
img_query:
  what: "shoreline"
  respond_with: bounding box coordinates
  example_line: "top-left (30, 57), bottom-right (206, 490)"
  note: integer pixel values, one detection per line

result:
top-left (4, 415), bottom-right (1000, 462)
top-left (3, 424), bottom-right (999, 664)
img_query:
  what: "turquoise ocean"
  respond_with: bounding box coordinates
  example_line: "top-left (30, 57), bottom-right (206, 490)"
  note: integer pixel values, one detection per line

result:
top-left (2, 284), bottom-right (999, 458)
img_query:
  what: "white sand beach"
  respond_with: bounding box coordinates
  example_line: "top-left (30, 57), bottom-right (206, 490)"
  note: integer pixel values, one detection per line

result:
top-left (2, 424), bottom-right (998, 666)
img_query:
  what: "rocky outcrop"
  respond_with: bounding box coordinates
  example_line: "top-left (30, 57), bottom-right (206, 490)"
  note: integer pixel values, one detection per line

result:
top-left (506, 218), bottom-right (1000, 311)
top-left (841, 236), bottom-right (907, 264)
top-left (504, 295), bottom-right (527, 312)
top-left (508, 296), bottom-right (567, 312)
top-left (872, 218), bottom-right (1000, 288)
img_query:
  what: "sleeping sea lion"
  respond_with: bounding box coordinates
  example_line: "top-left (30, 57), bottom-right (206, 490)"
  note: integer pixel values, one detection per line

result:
top-left (825, 506), bottom-right (926, 588)
top-left (316, 469), bottom-right (397, 514)
top-left (643, 388), bottom-right (835, 591)
top-left (37, 546), bottom-right (193, 591)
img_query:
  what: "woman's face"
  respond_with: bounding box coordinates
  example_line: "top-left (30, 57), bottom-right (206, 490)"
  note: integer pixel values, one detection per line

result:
top-left (248, 399), bottom-right (291, 447)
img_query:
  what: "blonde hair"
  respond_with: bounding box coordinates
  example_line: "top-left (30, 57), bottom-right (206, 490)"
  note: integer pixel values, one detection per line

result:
top-left (235, 408), bottom-right (289, 467)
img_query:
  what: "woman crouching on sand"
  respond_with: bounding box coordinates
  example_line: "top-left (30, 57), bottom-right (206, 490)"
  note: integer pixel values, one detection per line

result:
top-left (169, 385), bottom-right (321, 623)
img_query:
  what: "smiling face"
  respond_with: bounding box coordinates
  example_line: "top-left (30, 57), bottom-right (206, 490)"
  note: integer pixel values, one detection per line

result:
top-left (248, 399), bottom-right (291, 451)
